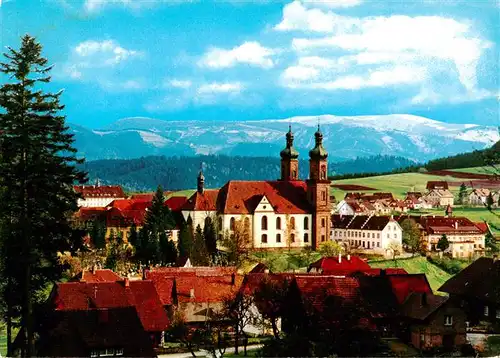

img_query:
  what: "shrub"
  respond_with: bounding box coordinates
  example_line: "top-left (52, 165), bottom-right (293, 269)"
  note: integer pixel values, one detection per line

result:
top-left (427, 256), bottom-right (464, 274)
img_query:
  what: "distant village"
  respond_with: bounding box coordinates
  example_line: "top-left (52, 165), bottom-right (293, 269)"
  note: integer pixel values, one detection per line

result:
top-left (24, 127), bottom-right (499, 357)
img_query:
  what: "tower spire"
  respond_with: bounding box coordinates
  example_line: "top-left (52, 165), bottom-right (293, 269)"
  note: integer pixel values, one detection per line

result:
top-left (197, 162), bottom-right (205, 194)
top-left (280, 124), bottom-right (299, 181)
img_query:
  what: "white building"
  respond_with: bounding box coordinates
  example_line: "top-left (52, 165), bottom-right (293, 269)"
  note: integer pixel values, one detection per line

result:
top-left (73, 184), bottom-right (126, 207)
top-left (331, 214), bottom-right (403, 256)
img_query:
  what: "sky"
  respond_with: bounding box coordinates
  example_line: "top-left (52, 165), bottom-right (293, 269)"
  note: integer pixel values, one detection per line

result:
top-left (1, 0), bottom-right (499, 128)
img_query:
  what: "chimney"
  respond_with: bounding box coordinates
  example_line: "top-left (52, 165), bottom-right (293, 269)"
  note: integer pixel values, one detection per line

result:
top-left (338, 253), bottom-right (342, 263)
top-left (455, 222), bottom-right (458, 230)
top-left (347, 254), bottom-right (351, 261)
top-left (231, 273), bottom-right (235, 286)
top-left (421, 292), bottom-right (427, 306)
top-left (92, 265), bottom-right (97, 274)
top-left (124, 277), bottom-right (130, 287)
top-left (190, 288), bottom-right (195, 298)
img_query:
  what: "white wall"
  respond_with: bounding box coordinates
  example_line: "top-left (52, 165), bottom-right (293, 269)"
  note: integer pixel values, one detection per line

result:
top-left (78, 197), bottom-right (123, 207)
top-left (181, 210), bottom-right (217, 230)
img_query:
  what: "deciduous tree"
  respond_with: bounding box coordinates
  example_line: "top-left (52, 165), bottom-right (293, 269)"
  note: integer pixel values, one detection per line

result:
top-left (400, 218), bottom-right (422, 256)
top-left (437, 234), bottom-right (450, 252)
top-left (318, 240), bottom-right (343, 257)
top-left (0, 34), bottom-right (87, 356)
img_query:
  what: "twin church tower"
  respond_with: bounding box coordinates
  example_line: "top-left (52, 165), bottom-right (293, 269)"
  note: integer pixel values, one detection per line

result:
top-left (280, 125), bottom-right (331, 246)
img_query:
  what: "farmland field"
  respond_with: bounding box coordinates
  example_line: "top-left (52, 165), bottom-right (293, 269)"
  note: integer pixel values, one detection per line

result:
top-left (330, 172), bottom-right (464, 200)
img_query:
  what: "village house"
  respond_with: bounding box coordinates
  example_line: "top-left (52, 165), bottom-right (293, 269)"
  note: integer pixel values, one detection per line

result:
top-left (468, 188), bottom-right (499, 207)
top-left (307, 255), bottom-right (408, 276)
top-left (74, 181), bottom-right (126, 208)
top-left (417, 216), bottom-right (486, 258)
top-left (400, 292), bottom-right (467, 351)
top-left (337, 192), bottom-right (407, 215)
top-left (181, 126), bottom-right (332, 250)
top-left (439, 257), bottom-right (500, 330)
top-left (330, 215), bottom-right (403, 256)
top-left (423, 181), bottom-right (454, 208)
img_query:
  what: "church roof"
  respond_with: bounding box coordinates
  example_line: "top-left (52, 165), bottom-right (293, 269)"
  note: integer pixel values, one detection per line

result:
top-left (181, 189), bottom-right (219, 211)
top-left (217, 180), bottom-right (311, 215)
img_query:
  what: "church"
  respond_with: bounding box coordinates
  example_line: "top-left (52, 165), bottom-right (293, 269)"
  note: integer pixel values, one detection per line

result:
top-left (181, 126), bottom-right (331, 250)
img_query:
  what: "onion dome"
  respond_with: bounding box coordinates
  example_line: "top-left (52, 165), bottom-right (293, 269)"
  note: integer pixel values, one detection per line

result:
top-left (280, 125), bottom-right (299, 159)
top-left (309, 124), bottom-right (328, 160)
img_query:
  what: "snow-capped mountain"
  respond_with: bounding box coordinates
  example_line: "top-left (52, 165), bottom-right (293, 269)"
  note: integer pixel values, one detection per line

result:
top-left (69, 114), bottom-right (499, 162)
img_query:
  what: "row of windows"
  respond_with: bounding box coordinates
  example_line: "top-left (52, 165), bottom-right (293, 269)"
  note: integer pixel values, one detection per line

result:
top-left (261, 233), bottom-right (309, 244)
top-left (334, 231), bottom-right (381, 239)
top-left (91, 348), bottom-right (124, 357)
top-left (483, 305), bottom-right (500, 319)
top-left (226, 216), bottom-right (313, 231)
top-left (346, 239), bottom-right (381, 249)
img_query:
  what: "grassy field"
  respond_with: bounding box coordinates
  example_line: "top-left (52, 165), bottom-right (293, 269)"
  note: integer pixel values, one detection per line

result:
top-left (369, 256), bottom-right (452, 292)
top-left (330, 172), bottom-right (464, 200)
top-left (450, 166), bottom-right (495, 174)
top-left (245, 250), bottom-right (322, 273)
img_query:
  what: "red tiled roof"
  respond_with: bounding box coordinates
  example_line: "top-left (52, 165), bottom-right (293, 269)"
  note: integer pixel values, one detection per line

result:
top-left (475, 222), bottom-right (489, 234)
top-left (218, 180), bottom-right (311, 214)
top-left (182, 190), bottom-right (219, 211)
top-left (308, 256), bottom-right (371, 273)
top-left (165, 196), bottom-right (189, 212)
top-left (105, 207), bottom-right (148, 227)
top-left (146, 268), bottom-right (242, 304)
top-left (130, 193), bottom-right (155, 201)
top-left (74, 185), bottom-right (125, 198)
top-left (52, 280), bottom-right (169, 332)
top-left (107, 199), bottom-right (152, 211)
top-left (386, 274), bottom-right (432, 304)
top-left (74, 207), bottom-right (107, 221)
top-left (426, 181), bottom-right (449, 190)
top-left (421, 216), bottom-right (484, 235)
top-left (71, 269), bottom-right (123, 283)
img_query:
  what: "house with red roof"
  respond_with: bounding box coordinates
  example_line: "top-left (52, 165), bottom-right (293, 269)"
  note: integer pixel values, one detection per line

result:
top-left (308, 255), bottom-right (370, 274)
top-left (180, 126), bottom-right (332, 250)
top-left (71, 268), bottom-right (123, 283)
top-left (145, 267), bottom-right (243, 326)
top-left (417, 216), bottom-right (486, 258)
top-left (74, 181), bottom-right (126, 208)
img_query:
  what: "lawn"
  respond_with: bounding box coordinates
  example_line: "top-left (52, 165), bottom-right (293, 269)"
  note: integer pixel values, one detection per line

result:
top-left (450, 166), bottom-right (496, 175)
top-left (330, 172), bottom-right (464, 200)
top-left (245, 250), bottom-right (321, 273)
top-left (166, 189), bottom-right (195, 198)
top-left (369, 256), bottom-right (452, 292)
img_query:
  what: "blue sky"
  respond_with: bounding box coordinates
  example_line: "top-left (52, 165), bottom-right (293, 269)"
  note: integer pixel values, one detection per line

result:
top-left (1, 0), bottom-right (499, 128)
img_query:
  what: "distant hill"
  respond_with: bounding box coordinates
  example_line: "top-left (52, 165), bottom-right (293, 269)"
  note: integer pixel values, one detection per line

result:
top-left (425, 139), bottom-right (499, 172)
top-left (80, 154), bottom-right (417, 192)
top-left (69, 114), bottom-right (499, 162)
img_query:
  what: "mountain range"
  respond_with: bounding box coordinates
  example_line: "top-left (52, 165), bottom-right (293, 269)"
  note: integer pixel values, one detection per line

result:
top-left (69, 114), bottom-right (499, 162)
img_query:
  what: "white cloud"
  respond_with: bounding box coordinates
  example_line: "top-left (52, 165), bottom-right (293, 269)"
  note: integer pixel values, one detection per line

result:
top-left (99, 79), bottom-right (146, 91)
top-left (198, 42), bottom-right (276, 69)
top-left (411, 87), bottom-right (496, 105)
top-left (168, 79), bottom-right (192, 89)
top-left (302, 0), bottom-right (362, 8)
top-left (197, 82), bottom-right (244, 94)
top-left (282, 65), bottom-right (319, 81)
top-left (83, 0), bottom-right (193, 13)
top-left (74, 40), bottom-right (141, 66)
top-left (283, 65), bottom-right (426, 90)
top-left (275, 1), bottom-right (360, 32)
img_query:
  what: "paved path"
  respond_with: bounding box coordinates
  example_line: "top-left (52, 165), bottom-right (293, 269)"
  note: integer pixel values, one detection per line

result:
top-left (158, 344), bottom-right (263, 358)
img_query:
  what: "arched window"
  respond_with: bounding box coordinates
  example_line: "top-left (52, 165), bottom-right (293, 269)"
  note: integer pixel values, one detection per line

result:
top-left (291, 233), bottom-right (295, 242)
top-left (321, 218), bottom-right (326, 228)
top-left (261, 216), bottom-right (268, 230)
top-left (230, 217), bottom-right (235, 231)
top-left (218, 216), bottom-right (223, 231)
top-left (304, 217), bottom-right (309, 230)
top-left (205, 217), bottom-right (212, 228)
top-left (261, 234), bottom-right (268, 243)
top-left (290, 217), bottom-right (295, 230)
top-left (276, 233), bottom-right (281, 243)
top-left (321, 165), bottom-right (327, 180)
top-left (276, 217), bottom-right (281, 230)
top-left (292, 170), bottom-right (297, 179)
top-left (304, 233), bottom-right (309, 243)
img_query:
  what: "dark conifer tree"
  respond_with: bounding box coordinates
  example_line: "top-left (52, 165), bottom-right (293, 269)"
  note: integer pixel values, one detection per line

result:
top-left (178, 217), bottom-right (194, 260)
top-left (203, 218), bottom-right (218, 260)
top-left (90, 219), bottom-right (106, 250)
top-left (193, 224), bottom-right (209, 266)
top-left (458, 183), bottom-right (468, 205)
top-left (0, 35), bottom-right (87, 356)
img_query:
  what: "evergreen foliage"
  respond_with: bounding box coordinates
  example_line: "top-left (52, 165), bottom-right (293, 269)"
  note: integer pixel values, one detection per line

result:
top-left (458, 183), bottom-right (468, 205)
top-left (90, 219), bottom-right (106, 249)
top-left (203, 217), bottom-right (218, 260)
top-left (192, 225), bottom-right (210, 266)
top-left (487, 193), bottom-right (494, 210)
top-left (178, 217), bottom-right (194, 260)
top-left (0, 34), bottom-right (87, 356)
top-left (437, 234), bottom-right (450, 252)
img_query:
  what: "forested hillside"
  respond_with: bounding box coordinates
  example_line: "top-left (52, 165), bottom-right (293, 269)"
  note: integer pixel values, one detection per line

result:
top-left (425, 140), bottom-right (499, 171)
top-left (81, 154), bottom-right (416, 191)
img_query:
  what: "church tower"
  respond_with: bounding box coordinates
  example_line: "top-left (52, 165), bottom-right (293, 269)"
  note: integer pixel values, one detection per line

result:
top-left (197, 166), bottom-right (205, 194)
top-left (307, 125), bottom-right (331, 250)
top-left (279, 125), bottom-right (299, 181)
